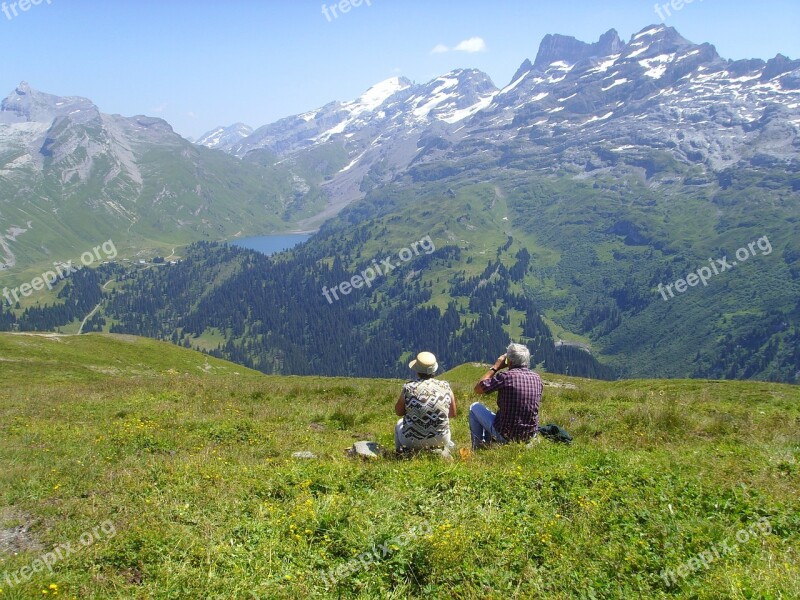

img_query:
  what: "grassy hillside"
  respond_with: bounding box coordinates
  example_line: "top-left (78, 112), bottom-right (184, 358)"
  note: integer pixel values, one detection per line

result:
top-left (6, 162), bottom-right (797, 383)
top-left (0, 134), bottom-right (325, 284)
top-left (0, 333), bottom-right (256, 385)
top-left (0, 334), bottom-right (797, 598)
top-left (87, 163), bottom-right (797, 383)
top-left (344, 167), bottom-right (800, 381)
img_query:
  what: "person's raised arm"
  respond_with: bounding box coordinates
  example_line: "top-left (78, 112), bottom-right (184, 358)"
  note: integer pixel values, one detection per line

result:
top-left (395, 391), bottom-right (406, 416)
top-left (474, 354), bottom-right (507, 394)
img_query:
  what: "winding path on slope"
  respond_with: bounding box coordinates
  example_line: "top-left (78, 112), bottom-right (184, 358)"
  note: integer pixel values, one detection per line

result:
top-left (77, 278), bottom-right (114, 335)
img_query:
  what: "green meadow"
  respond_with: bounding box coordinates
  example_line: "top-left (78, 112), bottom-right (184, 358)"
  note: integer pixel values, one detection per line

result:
top-left (0, 333), bottom-right (797, 599)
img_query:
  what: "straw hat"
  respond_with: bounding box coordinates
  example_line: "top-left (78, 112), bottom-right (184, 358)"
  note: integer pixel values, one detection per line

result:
top-left (408, 351), bottom-right (438, 375)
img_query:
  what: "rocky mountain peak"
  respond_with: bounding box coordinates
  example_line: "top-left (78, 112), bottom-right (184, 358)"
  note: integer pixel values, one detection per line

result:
top-left (620, 25), bottom-right (701, 62)
top-left (1, 81), bottom-right (97, 125)
top-left (510, 59), bottom-right (534, 83)
top-left (533, 28), bottom-right (624, 71)
top-left (763, 53), bottom-right (800, 81)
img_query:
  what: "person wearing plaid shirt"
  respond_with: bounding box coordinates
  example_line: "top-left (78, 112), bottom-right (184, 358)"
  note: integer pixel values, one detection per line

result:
top-left (470, 343), bottom-right (542, 449)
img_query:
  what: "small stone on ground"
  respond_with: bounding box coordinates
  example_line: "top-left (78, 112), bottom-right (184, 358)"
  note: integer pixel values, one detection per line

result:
top-left (347, 440), bottom-right (383, 459)
top-left (0, 508), bottom-right (41, 555)
top-left (291, 451), bottom-right (317, 459)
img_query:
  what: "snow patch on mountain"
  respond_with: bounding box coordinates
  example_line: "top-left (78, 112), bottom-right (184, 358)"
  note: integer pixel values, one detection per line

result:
top-left (353, 77), bottom-right (411, 113)
top-left (633, 26), bottom-right (665, 40)
top-left (602, 78), bottom-right (629, 91)
top-left (195, 123), bottom-right (253, 152)
top-left (441, 92), bottom-right (498, 124)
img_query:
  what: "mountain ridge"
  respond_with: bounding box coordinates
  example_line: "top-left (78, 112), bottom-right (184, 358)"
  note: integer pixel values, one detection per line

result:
top-left (196, 24), bottom-right (800, 223)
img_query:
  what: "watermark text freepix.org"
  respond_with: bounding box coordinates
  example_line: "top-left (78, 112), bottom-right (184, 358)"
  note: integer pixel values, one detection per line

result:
top-left (660, 517), bottom-right (772, 587)
top-left (654, 0), bottom-right (705, 21)
top-left (2, 239), bottom-right (117, 307)
top-left (657, 235), bottom-right (771, 301)
top-left (320, 520), bottom-right (431, 587)
top-left (321, 235), bottom-right (434, 304)
top-left (321, 0), bottom-right (372, 22)
top-left (2, 0), bottom-right (51, 22)
top-left (2, 520), bottom-right (116, 589)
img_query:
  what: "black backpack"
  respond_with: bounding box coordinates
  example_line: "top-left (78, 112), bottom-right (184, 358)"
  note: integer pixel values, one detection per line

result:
top-left (538, 423), bottom-right (573, 445)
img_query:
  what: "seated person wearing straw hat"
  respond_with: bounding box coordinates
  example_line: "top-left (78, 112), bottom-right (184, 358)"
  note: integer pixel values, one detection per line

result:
top-left (394, 351), bottom-right (457, 453)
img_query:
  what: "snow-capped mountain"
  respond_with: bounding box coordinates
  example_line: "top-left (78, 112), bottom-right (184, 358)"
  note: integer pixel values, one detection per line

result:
top-left (204, 71), bottom-right (499, 159)
top-left (198, 24), bottom-right (799, 220)
top-left (195, 122), bottom-right (253, 153)
top-left (194, 70), bottom-right (499, 215)
top-left (450, 25), bottom-right (800, 171)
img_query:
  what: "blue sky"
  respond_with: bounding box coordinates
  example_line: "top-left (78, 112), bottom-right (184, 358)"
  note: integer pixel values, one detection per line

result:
top-left (2, 0), bottom-right (798, 139)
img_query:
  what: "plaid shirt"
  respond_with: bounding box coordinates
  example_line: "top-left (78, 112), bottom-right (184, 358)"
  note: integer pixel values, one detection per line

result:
top-left (479, 367), bottom-right (543, 441)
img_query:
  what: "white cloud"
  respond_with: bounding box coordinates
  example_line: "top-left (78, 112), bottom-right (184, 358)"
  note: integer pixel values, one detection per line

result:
top-left (430, 37), bottom-right (487, 55)
top-left (454, 37), bottom-right (487, 53)
top-left (150, 103), bottom-right (168, 114)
